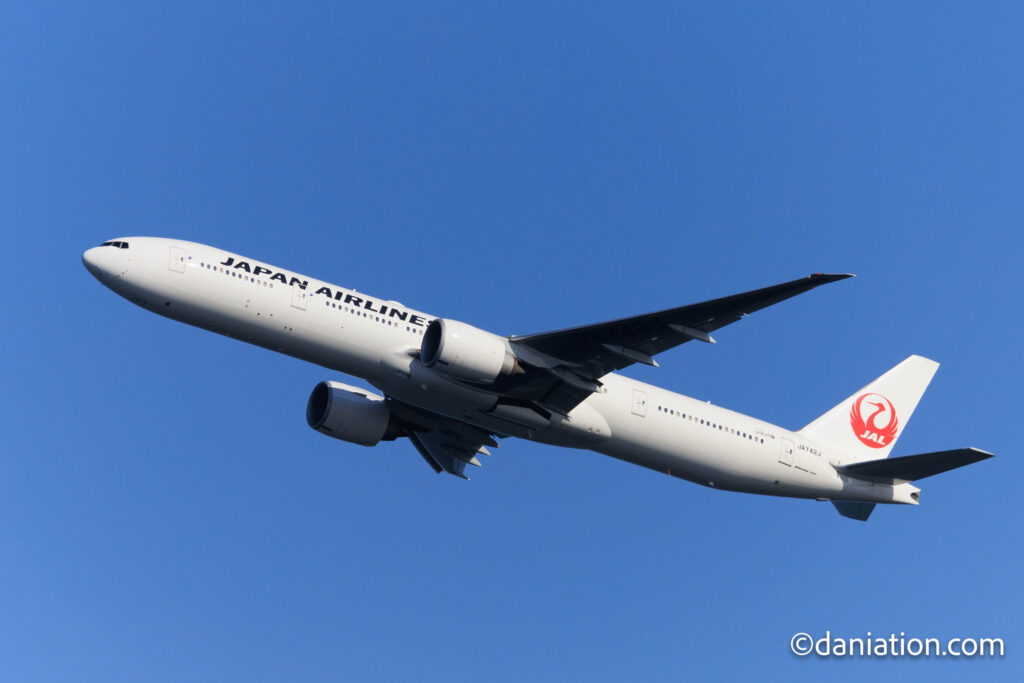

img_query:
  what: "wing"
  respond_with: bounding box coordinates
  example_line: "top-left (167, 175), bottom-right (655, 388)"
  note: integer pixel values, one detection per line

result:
top-left (490, 273), bottom-right (853, 414)
top-left (386, 273), bottom-right (850, 478)
top-left (388, 399), bottom-right (499, 479)
top-left (407, 431), bottom-right (489, 479)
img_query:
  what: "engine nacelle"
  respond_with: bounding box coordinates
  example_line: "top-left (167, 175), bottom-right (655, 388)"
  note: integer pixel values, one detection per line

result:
top-left (306, 381), bottom-right (399, 447)
top-left (421, 318), bottom-right (518, 383)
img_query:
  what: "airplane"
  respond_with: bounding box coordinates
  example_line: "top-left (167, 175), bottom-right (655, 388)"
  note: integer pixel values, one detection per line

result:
top-left (82, 237), bottom-right (993, 520)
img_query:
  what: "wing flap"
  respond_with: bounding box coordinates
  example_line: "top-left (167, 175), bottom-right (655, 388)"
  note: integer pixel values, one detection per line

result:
top-left (408, 431), bottom-right (471, 479)
top-left (393, 399), bottom-right (500, 480)
top-left (410, 436), bottom-right (445, 474)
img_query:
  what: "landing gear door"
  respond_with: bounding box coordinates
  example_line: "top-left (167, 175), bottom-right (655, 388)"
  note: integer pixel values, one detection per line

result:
top-left (779, 438), bottom-right (795, 466)
top-left (169, 246), bottom-right (186, 273)
top-left (631, 389), bottom-right (647, 417)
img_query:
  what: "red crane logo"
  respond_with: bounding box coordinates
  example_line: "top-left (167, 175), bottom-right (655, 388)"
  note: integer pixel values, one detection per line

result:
top-left (850, 393), bottom-right (898, 448)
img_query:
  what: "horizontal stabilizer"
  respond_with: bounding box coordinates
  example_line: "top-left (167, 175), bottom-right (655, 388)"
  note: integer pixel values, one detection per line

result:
top-left (831, 501), bottom-right (876, 521)
top-left (836, 447), bottom-right (994, 483)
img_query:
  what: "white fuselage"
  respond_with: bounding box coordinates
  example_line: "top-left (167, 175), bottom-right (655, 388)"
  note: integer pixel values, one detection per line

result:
top-left (82, 237), bottom-right (917, 506)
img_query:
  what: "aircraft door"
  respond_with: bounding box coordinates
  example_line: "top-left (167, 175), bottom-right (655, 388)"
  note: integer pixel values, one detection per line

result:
top-left (779, 438), bottom-right (794, 466)
top-left (291, 286), bottom-right (308, 310)
top-left (169, 246), bottom-right (186, 273)
top-left (631, 389), bottom-right (647, 417)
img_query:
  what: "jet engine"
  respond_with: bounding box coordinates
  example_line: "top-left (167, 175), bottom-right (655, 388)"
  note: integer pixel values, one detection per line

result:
top-left (306, 381), bottom-right (400, 447)
top-left (420, 318), bottom-right (520, 383)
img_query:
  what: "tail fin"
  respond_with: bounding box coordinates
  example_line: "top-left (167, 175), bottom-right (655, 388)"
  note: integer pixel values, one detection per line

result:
top-left (798, 355), bottom-right (939, 461)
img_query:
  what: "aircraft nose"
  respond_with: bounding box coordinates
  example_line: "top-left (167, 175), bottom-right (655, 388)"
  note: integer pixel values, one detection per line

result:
top-left (82, 244), bottom-right (119, 281)
top-left (82, 246), bottom-right (102, 276)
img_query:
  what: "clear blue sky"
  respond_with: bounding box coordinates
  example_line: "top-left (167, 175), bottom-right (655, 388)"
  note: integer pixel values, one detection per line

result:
top-left (2, 2), bottom-right (1020, 680)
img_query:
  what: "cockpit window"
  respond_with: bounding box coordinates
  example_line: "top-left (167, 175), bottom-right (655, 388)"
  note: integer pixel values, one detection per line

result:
top-left (100, 241), bottom-right (113, 246)
top-left (99, 241), bottom-right (130, 249)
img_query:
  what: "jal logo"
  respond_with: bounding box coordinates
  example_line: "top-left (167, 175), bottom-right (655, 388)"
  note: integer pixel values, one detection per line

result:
top-left (849, 393), bottom-right (898, 448)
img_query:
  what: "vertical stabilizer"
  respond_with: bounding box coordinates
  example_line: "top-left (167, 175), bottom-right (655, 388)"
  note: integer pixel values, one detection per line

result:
top-left (798, 355), bottom-right (938, 462)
